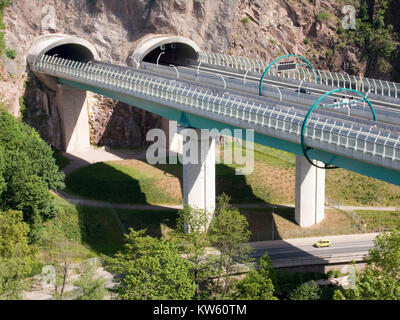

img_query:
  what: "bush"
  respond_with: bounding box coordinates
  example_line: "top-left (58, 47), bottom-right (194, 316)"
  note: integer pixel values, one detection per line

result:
top-left (0, 106), bottom-right (65, 242)
top-left (104, 229), bottom-right (196, 300)
top-left (289, 281), bottom-right (321, 300)
top-left (0, 0), bottom-right (11, 58)
top-left (303, 37), bottom-right (311, 45)
top-left (240, 16), bottom-right (250, 24)
top-left (316, 11), bottom-right (330, 22)
top-left (327, 270), bottom-right (342, 279)
top-left (5, 47), bottom-right (15, 59)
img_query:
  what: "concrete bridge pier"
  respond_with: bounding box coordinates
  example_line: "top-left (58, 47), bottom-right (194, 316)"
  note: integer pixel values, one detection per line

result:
top-left (295, 155), bottom-right (325, 227)
top-left (180, 128), bottom-right (216, 231)
top-left (56, 84), bottom-right (91, 153)
top-left (161, 119), bottom-right (183, 157)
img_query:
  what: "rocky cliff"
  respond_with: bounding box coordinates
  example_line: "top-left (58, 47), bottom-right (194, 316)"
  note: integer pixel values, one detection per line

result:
top-left (0, 0), bottom-right (397, 149)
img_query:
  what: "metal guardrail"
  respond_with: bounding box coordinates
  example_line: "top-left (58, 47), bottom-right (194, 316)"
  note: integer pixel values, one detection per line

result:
top-left (199, 51), bottom-right (400, 99)
top-left (33, 55), bottom-right (400, 165)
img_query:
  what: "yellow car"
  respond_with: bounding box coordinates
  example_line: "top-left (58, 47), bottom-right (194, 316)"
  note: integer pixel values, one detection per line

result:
top-left (314, 240), bottom-right (331, 248)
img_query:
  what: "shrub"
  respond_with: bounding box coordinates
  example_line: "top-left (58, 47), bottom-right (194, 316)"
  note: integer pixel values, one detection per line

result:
top-left (5, 47), bottom-right (15, 59)
top-left (289, 281), bottom-right (321, 300)
top-left (0, 106), bottom-right (65, 242)
top-left (240, 16), bottom-right (250, 24)
top-left (316, 11), bottom-right (330, 22)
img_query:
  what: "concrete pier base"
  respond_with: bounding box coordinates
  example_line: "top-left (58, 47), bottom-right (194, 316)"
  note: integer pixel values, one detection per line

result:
top-left (56, 84), bottom-right (91, 153)
top-left (295, 155), bottom-right (325, 227)
top-left (181, 128), bottom-right (216, 230)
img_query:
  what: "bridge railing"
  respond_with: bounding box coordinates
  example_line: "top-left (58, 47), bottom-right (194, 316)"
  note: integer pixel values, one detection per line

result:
top-left (199, 51), bottom-right (400, 99)
top-left (34, 55), bottom-right (400, 166)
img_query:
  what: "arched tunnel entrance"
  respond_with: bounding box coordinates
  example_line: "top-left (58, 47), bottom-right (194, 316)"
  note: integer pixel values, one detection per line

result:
top-left (44, 43), bottom-right (95, 62)
top-left (142, 42), bottom-right (199, 66)
top-left (27, 35), bottom-right (99, 153)
top-left (27, 35), bottom-right (98, 67)
top-left (132, 35), bottom-right (200, 67)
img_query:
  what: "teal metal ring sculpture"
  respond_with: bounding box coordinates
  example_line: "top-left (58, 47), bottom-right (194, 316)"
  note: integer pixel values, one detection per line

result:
top-left (301, 88), bottom-right (378, 169)
top-left (259, 54), bottom-right (319, 96)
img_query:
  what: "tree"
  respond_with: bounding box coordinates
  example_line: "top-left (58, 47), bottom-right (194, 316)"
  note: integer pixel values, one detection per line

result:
top-left (208, 194), bottom-right (253, 299)
top-left (172, 205), bottom-right (218, 299)
top-left (0, 107), bottom-right (65, 241)
top-left (336, 230), bottom-right (400, 300)
top-left (236, 254), bottom-right (277, 300)
top-left (104, 229), bottom-right (196, 300)
top-left (0, 209), bottom-right (36, 299)
top-left (288, 281), bottom-right (321, 300)
top-left (73, 260), bottom-right (108, 300)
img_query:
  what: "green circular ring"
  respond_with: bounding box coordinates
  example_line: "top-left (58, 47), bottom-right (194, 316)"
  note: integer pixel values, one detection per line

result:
top-left (301, 88), bottom-right (377, 169)
top-left (259, 54), bottom-right (319, 96)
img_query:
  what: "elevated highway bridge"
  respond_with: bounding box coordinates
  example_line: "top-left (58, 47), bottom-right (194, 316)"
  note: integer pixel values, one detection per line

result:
top-left (27, 33), bottom-right (400, 228)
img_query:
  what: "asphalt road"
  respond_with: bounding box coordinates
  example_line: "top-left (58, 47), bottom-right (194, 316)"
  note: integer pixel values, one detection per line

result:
top-left (248, 233), bottom-right (378, 267)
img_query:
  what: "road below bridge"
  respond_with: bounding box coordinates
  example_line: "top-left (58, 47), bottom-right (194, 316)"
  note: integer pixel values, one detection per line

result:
top-left (249, 233), bottom-right (378, 268)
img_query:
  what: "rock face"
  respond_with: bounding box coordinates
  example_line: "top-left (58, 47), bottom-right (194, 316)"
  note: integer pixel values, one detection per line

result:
top-left (0, 0), bottom-right (380, 149)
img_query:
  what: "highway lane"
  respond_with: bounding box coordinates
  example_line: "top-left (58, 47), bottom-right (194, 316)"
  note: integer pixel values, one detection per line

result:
top-left (193, 62), bottom-right (400, 110)
top-left (141, 62), bottom-right (400, 128)
top-left (90, 59), bottom-right (400, 149)
top-left (248, 233), bottom-right (378, 267)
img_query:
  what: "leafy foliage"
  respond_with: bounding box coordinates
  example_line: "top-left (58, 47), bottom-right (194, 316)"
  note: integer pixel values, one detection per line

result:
top-left (0, 209), bottom-right (36, 299)
top-left (336, 229), bottom-right (400, 300)
top-left (235, 255), bottom-right (277, 300)
top-left (0, 107), bottom-right (65, 241)
top-left (208, 194), bottom-right (253, 299)
top-left (315, 11), bottom-right (330, 22)
top-left (73, 260), bottom-right (108, 300)
top-left (0, 0), bottom-right (11, 59)
top-left (104, 229), bottom-right (196, 300)
top-left (5, 47), bottom-right (15, 59)
top-left (172, 205), bottom-right (217, 299)
top-left (345, 0), bottom-right (398, 73)
top-left (288, 280), bottom-right (321, 300)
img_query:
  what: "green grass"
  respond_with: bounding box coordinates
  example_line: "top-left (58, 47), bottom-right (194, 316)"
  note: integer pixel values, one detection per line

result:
top-left (116, 209), bottom-right (178, 239)
top-left (66, 161), bottom-right (182, 205)
top-left (65, 141), bottom-right (400, 208)
top-left (326, 169), bottom-right (400, 206)
top-left (43, 197), bottom-right (182, 259)
top-left (354, 210), bottom-right (400, 233)
top-left (241, 207), bottom-right (361, 240)
top-left (65, 150), bottom-right (273, 206)
top-left (44, 197), bottom-right (125, 258)
top-left (251, 144), bottom-right (295, 168)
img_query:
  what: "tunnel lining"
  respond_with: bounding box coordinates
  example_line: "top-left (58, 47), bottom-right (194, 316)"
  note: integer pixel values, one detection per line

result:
top-left (44, 43), bottom-right (95, 62)
top-left (142, 42), bottom-right (199, 66)
top-left (27, 35), bottom-right (98, 67)
top-left (132, 35), bottom-right (200, 67)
